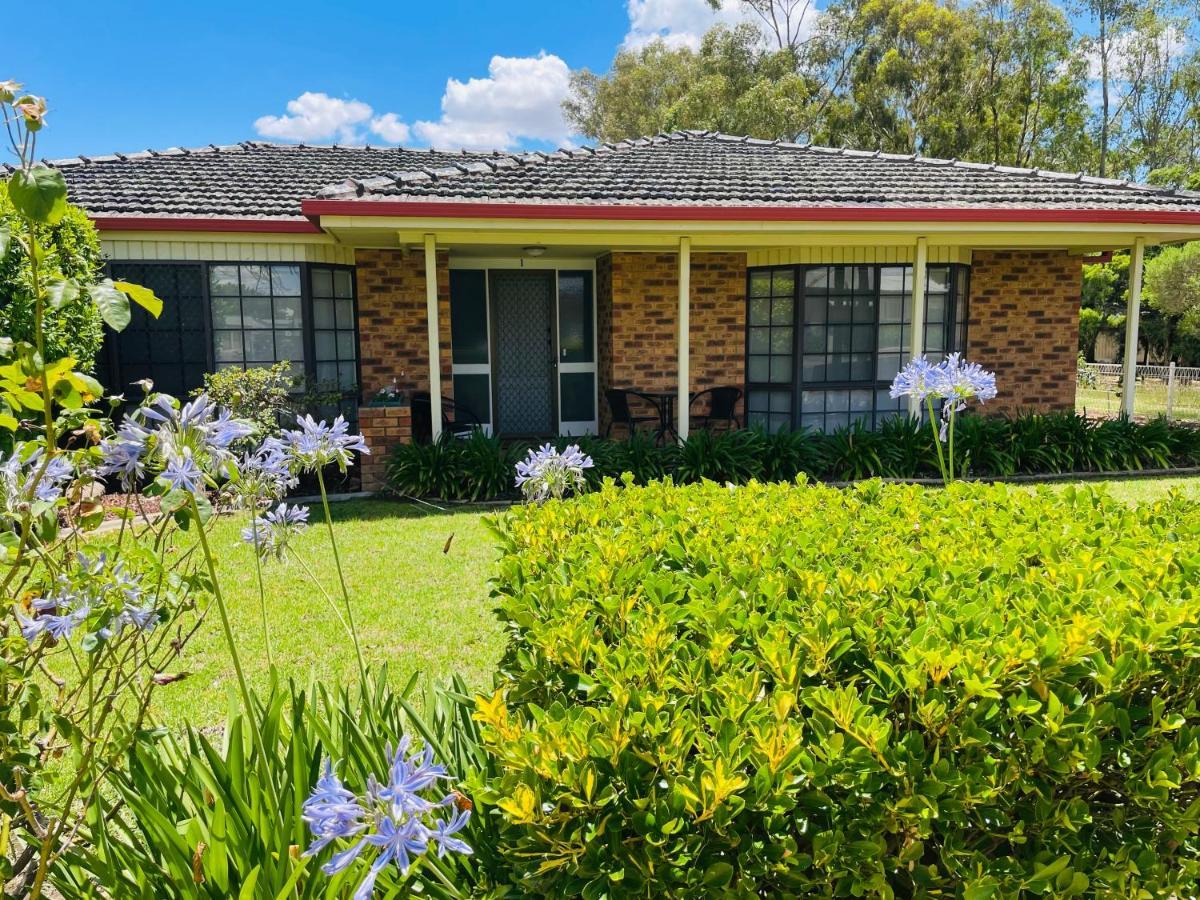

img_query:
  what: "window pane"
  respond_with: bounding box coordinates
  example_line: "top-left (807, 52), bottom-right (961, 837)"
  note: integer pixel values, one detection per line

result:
top-left (275, 329), bottom-right (304, 362)
top-left (274, 296), bottom-right (303, 329)
top-left (769, 356), bottom-right (792, 383)
top-left (239, 265), bottom-right (272, 296)
top-left (878, 323), bottom-right (902, 352)
top-left (244, 330), bottom-right (275, 361)
top-left (926, 293), bottom-right (947, 325)
top-left (828, 297), bottom-right (852, 323)
top-left (851, 389), bottom-right (872, 412)
top-left (209, 266), bottom-right (240, 295)
top-left (316, 361), bottom-right (338, 384)
top-left (749, 327), bottom-right (770, 354)
top-left (749, 297), bottom-right (771, 326)
top-left (852, 295), bottom-right (875, 323)
top-left (826, 390), bottom-right (850, 412)
top-left (450, 270), bottom-right (489, 365)
top-left (314, 298), bottom-right (336, 329)
top-left (879, 266), bottom-right (906, 292)
top-left (879, 293), bottom-right (905, 324)
top-left (335, 298), bottom-right (354, 330)
top-left (772, 269), bottom-right (795, 297)
top-left (852, 323), bottom-right (875, 353)
top-left (337, 331), bottom-right (355, 360)
top-left (805, 267), bottom-right (828, 289)
top-left (928, 266), bottom-right (950, 292)
top-left (877, 353), bottom-right (901, 381)
top-left (558, 272), bottom-right (594, 364)
top-left (334, 269), bottom-right (354, 298)
top-left (337, 362), bottom-right (357, 390)
top-left (827, 354), bottom-right (850, 381)
top-left (454, 373), bottom-right (492, 425)
top-left (770, 297), bottom-right (793, 326)
top-left (271, 265), bottom-right (302, 297)
top-left (311, 268), bottom-right (334, 298)
top-left (214, 330), bottom-right (243, 362)
top-left (560, 371), bottom-right (595, 422)
top-left (315, 330), bottom-right (337, 361)
top-left (850, 353), bottom-right (873, 381)
top-left (828, 325), bottom-right (851, 353)
top-left (241, 297), bottom-right (272, 328)
top-left (769, 392), bottom-right (790, 413)
top-left (803, 325), bottom-right (824, 353)
top-left (750, 271), bottom-right (772, 297)
top-left (803, 295), bottom-right (826, 324)
top-left (770, 327), bottom-right (793, 354)
top-left (801, 390), bottom-right (824, 413)
top-left (748, 356), bottom-right (769, 382)
top-left (925, 323), bottom-right (945, 354)
top-left (212, 296), bottom-right (241, 328)
top-left (801, 355), bottom-right (825, 382)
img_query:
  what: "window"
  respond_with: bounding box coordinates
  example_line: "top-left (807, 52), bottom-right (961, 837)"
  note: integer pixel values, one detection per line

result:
top-left (310, 265), bottom-right (358, 392)
top-left (746, 263), bottom-right (968, 433)
top-left (210, 264), bottom-right (305, 377)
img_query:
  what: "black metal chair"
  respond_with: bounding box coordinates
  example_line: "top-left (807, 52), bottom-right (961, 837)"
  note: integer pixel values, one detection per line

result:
top-left (689, 386), bottom-right (742, 432)
top-left (412, 392), bottom-right (483, 442)
top-left (604, 388), bottom-right (659, 438)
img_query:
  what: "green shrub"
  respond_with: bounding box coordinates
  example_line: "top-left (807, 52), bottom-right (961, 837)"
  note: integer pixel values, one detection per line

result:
top-left (0, 181), bottom-right (104, 370)
top-left (386, 430), bottom-right (526, 501)
top-left (479, 479), bottom-right (1200, 896)
top-left (194, 361), bottom-right (295, 438)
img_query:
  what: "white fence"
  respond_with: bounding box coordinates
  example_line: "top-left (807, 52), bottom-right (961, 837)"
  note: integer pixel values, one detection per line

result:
top-left (1077, 362), bottom-right (1200, 422)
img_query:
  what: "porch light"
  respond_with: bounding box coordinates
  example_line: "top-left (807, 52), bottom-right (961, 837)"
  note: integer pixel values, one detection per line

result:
top-left (523, 245), bottom-right (547, 257)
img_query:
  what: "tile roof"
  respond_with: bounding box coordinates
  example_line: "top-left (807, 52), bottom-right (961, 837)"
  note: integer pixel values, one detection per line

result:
top-left (15, 142), bottom-right (493, 220)
top-left (317, 131), bottom-right (1200, 213)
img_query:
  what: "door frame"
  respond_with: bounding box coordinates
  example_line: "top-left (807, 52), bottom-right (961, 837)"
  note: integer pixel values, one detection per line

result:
top-left (448, 257), bottom-right (599, 437)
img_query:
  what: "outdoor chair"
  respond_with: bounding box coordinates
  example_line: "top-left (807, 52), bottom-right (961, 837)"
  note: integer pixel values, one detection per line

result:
top-left (412, 392), bottom-right (484, 442)
top-left (604, 388), bottom-right (659, 438)
top-left (689, 386), bottom-right (742, 431)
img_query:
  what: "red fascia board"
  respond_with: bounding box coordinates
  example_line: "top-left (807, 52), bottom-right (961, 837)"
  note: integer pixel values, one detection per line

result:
top-left (91, 216), bottom-right (323, 234)
top-left (301, 198), bottom-right (1200, 226)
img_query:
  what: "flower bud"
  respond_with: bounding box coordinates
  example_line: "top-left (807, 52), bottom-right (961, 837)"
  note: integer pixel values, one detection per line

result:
top-left (13, 95), bottom-right (46, 132)
top-left (0, 80), bottom-right (21, 103)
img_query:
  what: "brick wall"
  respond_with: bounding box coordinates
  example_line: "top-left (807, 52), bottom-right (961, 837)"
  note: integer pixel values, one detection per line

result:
top-left (358, 404), bottom-right (411, 491)
top-left (967, 250), bottom-right (1080, 414)
top-left (597, 251), bottom-right (747, 431)
top-left (356, 248), bottom-right (451, 400)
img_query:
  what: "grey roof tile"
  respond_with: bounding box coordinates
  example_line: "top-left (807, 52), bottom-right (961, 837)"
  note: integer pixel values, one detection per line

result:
top-left (316, 130), bottom-right (1200, 213)
top-left (14, 142), bottom-right (490, 219)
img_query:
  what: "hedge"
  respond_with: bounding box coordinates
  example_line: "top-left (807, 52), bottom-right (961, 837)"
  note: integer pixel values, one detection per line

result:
top-left (385, 413), bottom-right (1200, 500)
top-left (478, 479), bottom-right (1200, 896)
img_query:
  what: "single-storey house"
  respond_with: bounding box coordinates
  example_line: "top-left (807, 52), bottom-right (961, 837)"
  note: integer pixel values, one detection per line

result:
top-left (35, 130), bottom-right (1200, 488)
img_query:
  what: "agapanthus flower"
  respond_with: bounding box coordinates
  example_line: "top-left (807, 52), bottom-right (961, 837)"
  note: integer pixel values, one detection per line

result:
top-left (281, 414), bottom-right (370, 473)
top-left (15, 586), bottom-right (90, 644)
top-left (304, 737), bottom-right (471, 900)
top-left (97, 420), bottom-right (151, 489)
top-left (514, 443), bottom-right (594, 502)
top-left (888, 356), bottom-right (941, 403)
top-left (231, 438), bottom-right (297, 506)
top-left (161, 452), bottom-right (205, 494)
top-left (0, 443), bottom-right (75, 519)
top-left (241, 502), bottom-right (309, 559)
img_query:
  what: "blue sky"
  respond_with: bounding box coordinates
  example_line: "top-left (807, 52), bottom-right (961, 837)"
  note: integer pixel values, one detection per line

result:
top-left (15, 0), bottom-right (777, 161)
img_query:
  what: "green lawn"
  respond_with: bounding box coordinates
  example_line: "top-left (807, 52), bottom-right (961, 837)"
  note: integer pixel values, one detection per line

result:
top-left (152, 475), bottom-right (1200, 730)
top-left (152, 500), bottom-right (506, 731)
top-left (1077, 381), bottom-right (1200, 422)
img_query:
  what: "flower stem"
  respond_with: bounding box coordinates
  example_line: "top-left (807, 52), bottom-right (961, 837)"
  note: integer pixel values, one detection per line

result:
top-left (948, 408), bottom-right (956, 482)
top-left (189, 493), bottom-right (255, 714)
top-left (925, 396), bottom-right (949, 485)
top-left (248, 507), bottom-right (274, 668)
top-left (315, 466), bottom-right (366, 683)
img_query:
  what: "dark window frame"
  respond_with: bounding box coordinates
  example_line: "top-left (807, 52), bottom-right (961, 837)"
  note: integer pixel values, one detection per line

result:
top-left (744, 262), bottom-right (970, 432)
top-left (102, 259), bottom-right (360, 412)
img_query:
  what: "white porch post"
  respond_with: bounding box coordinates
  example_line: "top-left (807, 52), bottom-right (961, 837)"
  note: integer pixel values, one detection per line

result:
top-left (423, 233), bottom-right (443, 441)
top-left (677, 236), bottom-right (691, 441)
top-left (908, 236), bottom-right (928, 417)
top-left (1121, 236), bottom-right (1146, 418)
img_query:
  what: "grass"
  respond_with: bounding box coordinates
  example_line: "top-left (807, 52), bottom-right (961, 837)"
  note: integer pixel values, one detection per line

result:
top-left (150, 474), bottom-right (1200, 731)
top-left (150, 499), bottom-right (506, 731)
top-left (1077, 381), bottom-right (1200, 422)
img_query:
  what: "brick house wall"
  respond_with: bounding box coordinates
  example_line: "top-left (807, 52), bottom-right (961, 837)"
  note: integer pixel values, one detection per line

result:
top-left (597, 251), bottom-right (747, 431)
top-left (356, 248), bottom-right (452, 400)
top-left (967, 249), bottom-right (1080, 414)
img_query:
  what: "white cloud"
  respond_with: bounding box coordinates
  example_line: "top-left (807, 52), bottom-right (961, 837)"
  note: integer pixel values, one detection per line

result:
top-left (369, 112), bottom-right (411, 144)
top-left (411, 52), bottom-right (573, 150)
top-left (623, 0), bottom-right (756, 50)
top-left (254, 92), bottom-right (373, 142)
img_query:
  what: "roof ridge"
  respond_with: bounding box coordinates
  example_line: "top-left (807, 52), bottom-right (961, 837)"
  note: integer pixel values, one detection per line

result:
top-left (36, 140), bottom-right (495, 170)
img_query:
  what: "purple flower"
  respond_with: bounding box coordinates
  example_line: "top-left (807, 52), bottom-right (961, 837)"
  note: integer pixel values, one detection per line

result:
top-left (132, 392), bottom-right (254, 484)
top-left (888, 356), bottom-right (941, 403)
top-left (234, 439), bottom-right (297, 504)
top-left (241, 502), bottom-right (309, 559)
top-left (282, 414), bottom-right (370, 473)
top-left (17, 586), bottom-right (90, 644)
top-left (161, 453), bottom-right (205, 494)
top-left (0, 443), bottom-right (75, 516)
top-left (515, 443), bottom-right (594, 502)
top-left (98, 421), bottom-right (151, 490)
top-left (303, 760), bottom-right (368, 857)
top-left (303, 737), bottom-right (471, 899)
